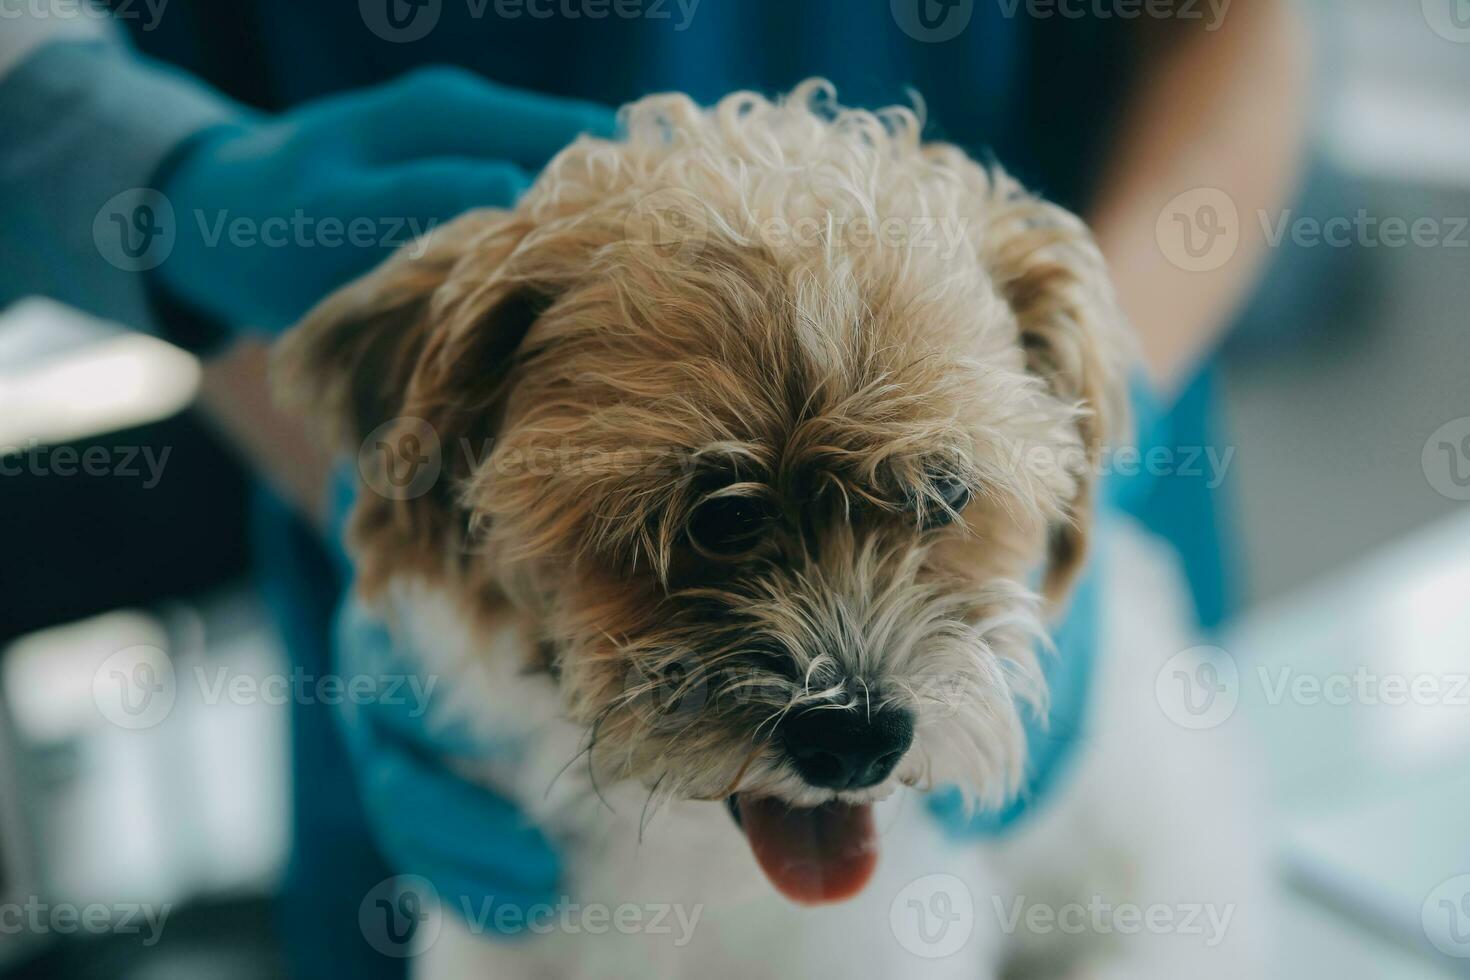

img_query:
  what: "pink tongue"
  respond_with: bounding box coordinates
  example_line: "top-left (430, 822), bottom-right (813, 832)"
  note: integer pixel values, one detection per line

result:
top-left (735, 795), bottom-right (879, 905)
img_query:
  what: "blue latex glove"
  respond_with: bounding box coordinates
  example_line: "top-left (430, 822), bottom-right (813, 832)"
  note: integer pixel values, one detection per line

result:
top-left (925, 560), bottom-right (1102, 839)
top-left (154, 67), bottom-right (615, 333)
top-left (327, 472), bottom-right (561, 936)
top-left (334, 598), bottom-right (563, 934)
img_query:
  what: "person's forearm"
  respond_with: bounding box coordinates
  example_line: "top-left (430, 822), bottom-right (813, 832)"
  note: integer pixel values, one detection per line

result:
top-left (197, 341), bottom-right (333, 528)
top-left (1088, 0), bottom-right (1311, 400)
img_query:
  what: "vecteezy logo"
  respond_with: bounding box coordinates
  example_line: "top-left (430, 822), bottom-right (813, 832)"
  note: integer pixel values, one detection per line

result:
top-left (623, 655), bottom-right (709, 732)
top-left (1423, 875), bottom-right (1470, 958)
top-left (889, 873), bottom-right (974, 959)
top-left (1155, 188), bottom-right (1240, 273)
top-left (360, 0), bottom-right (442, 42)
top-left (624, 188), bottom-right (711, 265)
top-left (359, 417), bottom-right (443, 501)
top-left (1155, 646), bottom-right (1240, 730)
top-left (891, 0), bottom-right (973, 42)
top-left (1423, 418), bottom-right (1470, 501)
top-left (93, 189), bottom-right (176, 272)
top-left (1423, 0), bottom-right (1470, 42)
top-left (92, 645), bottom-right (177, 730)
top-left (114, 208), bottom-right (162, 259)
top-left (360, 875), bottom-right (441, 957)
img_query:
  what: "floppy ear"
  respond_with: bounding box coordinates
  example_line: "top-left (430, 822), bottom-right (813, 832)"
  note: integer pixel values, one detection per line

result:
top-left (272, 207), bottom-right (549, 592)
top-left (981, 171), bottom-right (1131, 604)
top-left (272, 209), bottom-right (501, 448)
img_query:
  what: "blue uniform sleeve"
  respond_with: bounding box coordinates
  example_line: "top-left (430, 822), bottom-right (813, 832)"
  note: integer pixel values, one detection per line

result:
top-left (0, 38), bottom-right (242, 333)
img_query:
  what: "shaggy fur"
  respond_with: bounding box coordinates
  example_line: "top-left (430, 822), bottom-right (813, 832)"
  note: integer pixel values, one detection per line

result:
top-left (278, 80), bottom-right (1126, 811)
top-left (274, 83), bottom-right (1260, 978)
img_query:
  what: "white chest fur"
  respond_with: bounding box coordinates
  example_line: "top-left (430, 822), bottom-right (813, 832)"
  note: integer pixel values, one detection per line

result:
top-left (386, 583), bottom-right (1007, 980)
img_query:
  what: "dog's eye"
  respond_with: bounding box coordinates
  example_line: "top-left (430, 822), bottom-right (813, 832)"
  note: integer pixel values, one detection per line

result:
top-left (687, 494), bottom-right (775, 556)
top-left (919, 476), bottom-right (972, 530)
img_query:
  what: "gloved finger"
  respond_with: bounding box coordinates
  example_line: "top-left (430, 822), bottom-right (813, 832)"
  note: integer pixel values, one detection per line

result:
top-left (427, 876), bottom-right (563, 936)
top-left (324, 157), bottom-right (535, 225)
top-left (336, 604), bottom-right (497, 760)
top-left (358, 67), bottom-right (616, 168)
top-left (360, 737), bottom-right (564, 895)
top-left (354, 693), bottom-right (517, 772)
top-left (256, 157), bottom-right (532, 328)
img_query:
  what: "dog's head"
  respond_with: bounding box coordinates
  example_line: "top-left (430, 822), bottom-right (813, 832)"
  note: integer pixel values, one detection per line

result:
top-left (276, 82), bottom-right (1128, 904)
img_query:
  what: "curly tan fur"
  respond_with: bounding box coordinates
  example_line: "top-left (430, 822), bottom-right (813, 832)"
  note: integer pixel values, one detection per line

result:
top-left (274, 80), bottom-right (1130, 814)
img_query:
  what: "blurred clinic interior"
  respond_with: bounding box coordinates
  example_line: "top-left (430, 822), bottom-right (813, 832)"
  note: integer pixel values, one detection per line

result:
top-left (1, 1), bottom-right (1468, 978)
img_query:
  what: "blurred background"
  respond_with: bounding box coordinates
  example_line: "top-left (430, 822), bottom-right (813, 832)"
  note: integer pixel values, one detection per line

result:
top-left (1, 1), bottom-right (1467, 978)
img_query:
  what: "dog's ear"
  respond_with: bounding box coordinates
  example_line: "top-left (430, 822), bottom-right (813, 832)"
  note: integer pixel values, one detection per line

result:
top-left (982, 172), bottom-right (1130, 604)
top-left (273, 208), bottom-right (549, 591)
top-left (273, 209), bottom-right (513, 448)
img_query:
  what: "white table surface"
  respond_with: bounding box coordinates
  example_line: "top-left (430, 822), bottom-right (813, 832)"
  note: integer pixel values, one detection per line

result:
top-left (1225, 506), bottom-right (1470, 978)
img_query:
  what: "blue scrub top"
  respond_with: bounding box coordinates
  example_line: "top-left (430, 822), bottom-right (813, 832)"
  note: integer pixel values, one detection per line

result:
top-left (134, 1), bottom-right (1130, 213)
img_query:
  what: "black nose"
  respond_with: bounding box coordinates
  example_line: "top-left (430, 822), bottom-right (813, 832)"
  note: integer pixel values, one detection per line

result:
top-left (780, 705), bottom-right (914, 791)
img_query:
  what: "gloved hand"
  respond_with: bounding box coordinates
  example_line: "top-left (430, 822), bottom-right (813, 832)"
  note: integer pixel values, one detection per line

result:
top-left (324, 463), bottom-right (561, 935)
top-left (154, 66), bottom-right (615, 333)
top-left (334, 596), bottom-right (563, 933)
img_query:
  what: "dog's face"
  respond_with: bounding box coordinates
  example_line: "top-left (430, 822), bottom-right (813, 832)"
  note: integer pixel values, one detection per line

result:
top-left (277, 82), bottom-right (1127, 904)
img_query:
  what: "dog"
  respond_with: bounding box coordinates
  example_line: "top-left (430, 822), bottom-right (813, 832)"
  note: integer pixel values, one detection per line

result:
top-left (275, 81), bottom-right (1267, 979)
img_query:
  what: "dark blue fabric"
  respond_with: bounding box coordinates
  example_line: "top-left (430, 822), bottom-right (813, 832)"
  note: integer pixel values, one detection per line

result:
top-left (127, 1), bottom-right (1133, 211)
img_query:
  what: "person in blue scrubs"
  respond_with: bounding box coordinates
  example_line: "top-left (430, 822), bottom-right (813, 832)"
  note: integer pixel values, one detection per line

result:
top-left (0, 3), bottom-right (1308, 975)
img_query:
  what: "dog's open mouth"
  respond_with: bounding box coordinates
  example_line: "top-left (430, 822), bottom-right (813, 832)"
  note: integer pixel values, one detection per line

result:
top-left (727, 795), bottom-right (878, 904)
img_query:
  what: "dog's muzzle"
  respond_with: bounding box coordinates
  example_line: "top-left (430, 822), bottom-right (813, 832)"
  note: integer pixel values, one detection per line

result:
top-left (723, 701), bottom-right (913, 906)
